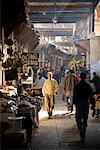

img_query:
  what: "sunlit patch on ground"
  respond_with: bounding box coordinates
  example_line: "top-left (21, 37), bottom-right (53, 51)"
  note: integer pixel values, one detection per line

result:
top-left (39, 109), bottom-right (75, 120)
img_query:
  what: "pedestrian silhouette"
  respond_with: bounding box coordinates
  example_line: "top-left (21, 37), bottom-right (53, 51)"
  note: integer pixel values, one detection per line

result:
top-left (73, 72), bottom-right (95, 141)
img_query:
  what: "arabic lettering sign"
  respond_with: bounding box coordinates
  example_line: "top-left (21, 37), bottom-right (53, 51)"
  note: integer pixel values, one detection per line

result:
top-left (28, 53), bottom-right (39, 66)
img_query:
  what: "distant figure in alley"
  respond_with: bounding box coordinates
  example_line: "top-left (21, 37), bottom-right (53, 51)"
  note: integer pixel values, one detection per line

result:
top-left (63, 69), bottom-right (77, 112)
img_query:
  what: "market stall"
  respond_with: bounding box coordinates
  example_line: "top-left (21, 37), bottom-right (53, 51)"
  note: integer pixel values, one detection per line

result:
top-left (95, 94), bottom-right (100, 117)
top-left (0, 85), bottom-right (43, 149)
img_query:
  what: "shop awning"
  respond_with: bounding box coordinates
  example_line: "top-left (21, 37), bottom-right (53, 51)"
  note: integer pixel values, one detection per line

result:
top-left (14, 24), bottom-right (39, 52)
top-left (27, 0), bottom-right (99, 23)
top-left (75, 39), bottom-right (90, 52)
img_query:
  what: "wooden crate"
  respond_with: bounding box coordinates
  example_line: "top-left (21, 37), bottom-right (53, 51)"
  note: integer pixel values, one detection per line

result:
top-left (96, 100), bottom-right (100, 109)
top-left (26, 88), bottom-right (42, 96)
top-left (96, 95), bottom-right (100, 109)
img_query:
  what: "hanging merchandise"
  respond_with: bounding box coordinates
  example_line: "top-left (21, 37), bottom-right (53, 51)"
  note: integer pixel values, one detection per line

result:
top-left (7, 47), bottom-right (13, 55)
top-left (2, 58), bottom-right (13, 68)
top-left (5, 68), bottom-right (18, 81)
top-left (5, 38), bottom-right (13, 46)
top-left (16, 60), bottom-right (23, 68)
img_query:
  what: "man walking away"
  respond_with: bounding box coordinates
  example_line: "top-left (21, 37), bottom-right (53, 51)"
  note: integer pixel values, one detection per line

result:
top-left (42, 72), bottom-right (59, 119)
top-left (73, 72), bottom-right (95, 142)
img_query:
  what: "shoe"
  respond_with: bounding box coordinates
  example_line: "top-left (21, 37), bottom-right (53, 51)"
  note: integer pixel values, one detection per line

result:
top-left (50, 111), bottom-right (52, 116)
top-left (80, 129), bottom-right (86, 141)
top-left (92, 109), bottom-right (96, 117)
top-left (48, 112), bottom-right (52, 119)
top-left (81, 137), bottom-right (85, 143)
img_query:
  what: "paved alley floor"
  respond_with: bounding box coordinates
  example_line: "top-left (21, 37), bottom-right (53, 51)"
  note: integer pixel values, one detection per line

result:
top-left (32, 89), bottom-right (100, 150)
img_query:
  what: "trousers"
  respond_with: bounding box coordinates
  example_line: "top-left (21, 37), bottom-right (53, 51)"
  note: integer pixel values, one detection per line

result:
top-left (44, 95), bottom-right (55, 115)
top-left (75, 100), bottom-right (89, 130)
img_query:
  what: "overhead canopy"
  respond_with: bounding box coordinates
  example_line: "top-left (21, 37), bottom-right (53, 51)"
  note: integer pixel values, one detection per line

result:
top-left (14, 24), bottom-right (39, 52)
top-left (36, 43), bottom-right (69, 59)
top-left (27, 0), bottom-right (99, 23)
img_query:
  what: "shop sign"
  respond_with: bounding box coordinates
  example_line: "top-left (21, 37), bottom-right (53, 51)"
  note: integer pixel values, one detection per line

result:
top-left (27, 53), bottom-right (39, 66)
top-left (14, 52), bottom-right (28, 63)
top-left (20, 53), bottom-right (28, 62)
top-left (15, 52), bottom-right (39, 66)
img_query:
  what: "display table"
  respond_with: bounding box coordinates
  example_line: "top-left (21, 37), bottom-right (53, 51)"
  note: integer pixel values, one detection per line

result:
top-left (22, 81), bottom-right (32, 89)
top-left (96, 94), bottom-right (100, 116)
top-left (26, 88), bottom-right (42, 96)
top-left (5, 129), bottom-right (27, 149)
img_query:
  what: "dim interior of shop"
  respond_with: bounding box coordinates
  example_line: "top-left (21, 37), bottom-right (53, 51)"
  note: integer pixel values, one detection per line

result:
top-left (0, 0), bottom-right (100, 150)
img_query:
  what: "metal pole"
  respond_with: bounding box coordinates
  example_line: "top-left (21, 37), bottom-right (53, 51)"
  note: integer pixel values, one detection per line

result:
top-left (92, 9), bottom-right (95, 32)
top-left (1, 27), bottom-right (4, 85)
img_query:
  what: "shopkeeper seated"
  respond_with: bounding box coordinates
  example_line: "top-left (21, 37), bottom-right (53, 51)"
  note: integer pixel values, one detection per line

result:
top-left (33, 72), bottom-right (46, 89)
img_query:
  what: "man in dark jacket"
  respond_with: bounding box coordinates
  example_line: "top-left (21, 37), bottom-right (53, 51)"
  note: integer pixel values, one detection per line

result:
top-left (73, 72), bottom-right (94, 141)
top-left (63, 69), bottom-right (77, 112)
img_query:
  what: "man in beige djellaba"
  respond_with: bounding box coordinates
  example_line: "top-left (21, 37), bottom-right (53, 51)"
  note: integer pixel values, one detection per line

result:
top-left (63, 69), bottom-right (77, 112)
top-left (42, 72), bottom-right (59, 119)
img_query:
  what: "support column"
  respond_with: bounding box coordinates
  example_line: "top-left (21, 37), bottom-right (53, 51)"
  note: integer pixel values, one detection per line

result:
top-left (92, 9), bottom-right (95, 32)
top-left (61, 58), bottom-right (63, 67)
top-left (42, 50), bottom-right (45, 68)
top-left (39, 52), bottom-right (41, 69)
top-left (89, 9), bottom-right (95, 33)
top-left (52, 55), bottom-right (56, 71)
top-left (86, 51), bottom-right (90, 70)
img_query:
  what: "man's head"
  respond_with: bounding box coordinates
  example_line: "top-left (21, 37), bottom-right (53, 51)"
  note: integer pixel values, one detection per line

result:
top-left (80, 72), bottom-right (86, 80)
top-left (93, 72), bottom-right (96, 76)
top-left (47, 72), bottom-right (53, 80)
top-left (69, 69), bottom-right (74, 74)
top-left (38, 72), bottom-right (42, 79)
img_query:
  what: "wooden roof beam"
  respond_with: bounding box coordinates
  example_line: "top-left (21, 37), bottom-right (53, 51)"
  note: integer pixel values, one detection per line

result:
top-left (28, 2), bottom-right (93, 7)
top-left (28, 0), bottom-right (99, 2)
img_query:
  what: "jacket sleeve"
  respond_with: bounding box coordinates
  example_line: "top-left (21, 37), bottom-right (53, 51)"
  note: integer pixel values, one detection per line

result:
top-left (42, 80), bottom-right (46, 96)
top-left (63, 78), bottom-right (66, 91)
top-left (88, 84), bottom-right (96, 107)
top-left (54, 80), bottom-right (59, 94)
top-left (73, 85), bottom-right (77, 105)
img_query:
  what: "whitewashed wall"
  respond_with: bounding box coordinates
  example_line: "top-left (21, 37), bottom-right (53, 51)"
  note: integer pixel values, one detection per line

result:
top-left (90, 34), bottom-right (100, 78)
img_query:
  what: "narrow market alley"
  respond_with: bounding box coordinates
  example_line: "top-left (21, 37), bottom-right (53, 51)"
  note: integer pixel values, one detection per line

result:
top-left (1, 1), bottom-right (100, 150)
top-left (31, 83), bottom-right (100, 150)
